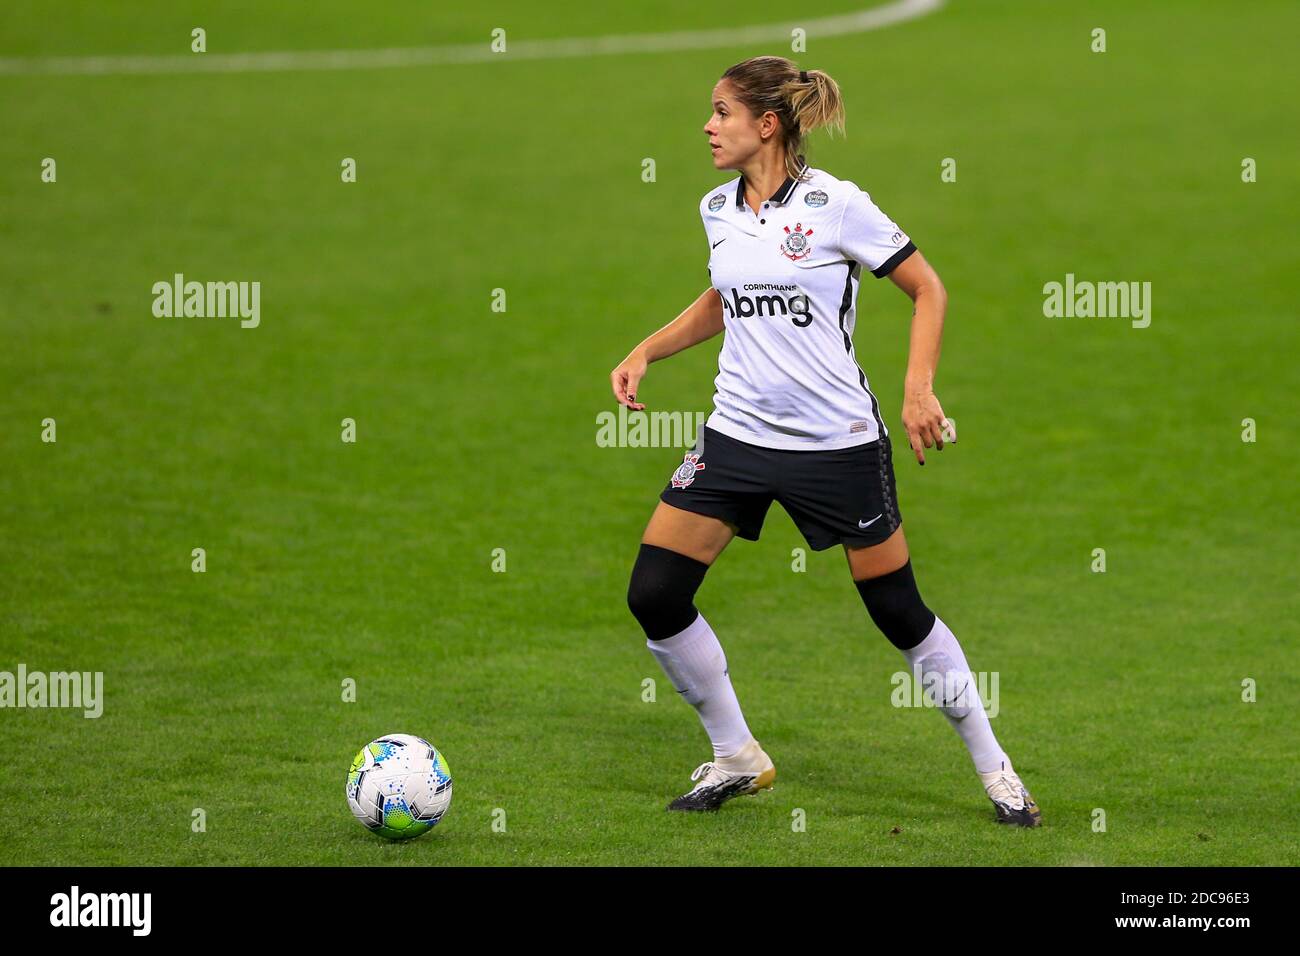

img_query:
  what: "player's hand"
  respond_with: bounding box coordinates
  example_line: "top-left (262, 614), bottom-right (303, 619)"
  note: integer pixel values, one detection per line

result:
top-left (902, 389), bottom-right (951, 466)
top-left (610, 350), bottom-right (648, 411)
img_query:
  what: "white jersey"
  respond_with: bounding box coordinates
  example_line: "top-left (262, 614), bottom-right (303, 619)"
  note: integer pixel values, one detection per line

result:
top-left (699, 163), bottom-right (916, 450)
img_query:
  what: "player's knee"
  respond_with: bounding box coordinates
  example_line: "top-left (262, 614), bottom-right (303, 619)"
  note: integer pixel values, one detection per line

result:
top-left (627, 543), bottom-right (710, 641)
top-left (854, 560), bottom-right (936, 651)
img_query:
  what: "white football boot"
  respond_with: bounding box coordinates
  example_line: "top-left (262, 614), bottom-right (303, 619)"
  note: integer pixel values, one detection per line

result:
top-left (979, 763), bottom-right (1042, 827)
top-left (666, 738), bottom-right (776, 812)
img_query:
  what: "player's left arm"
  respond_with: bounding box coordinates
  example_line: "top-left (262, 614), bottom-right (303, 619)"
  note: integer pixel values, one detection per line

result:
top-left (888, 250), bottom-right (950, 466)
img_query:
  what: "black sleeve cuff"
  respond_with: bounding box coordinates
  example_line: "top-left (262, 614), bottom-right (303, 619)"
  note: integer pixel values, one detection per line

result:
top-left (871, 241), bottom-right (917, 278)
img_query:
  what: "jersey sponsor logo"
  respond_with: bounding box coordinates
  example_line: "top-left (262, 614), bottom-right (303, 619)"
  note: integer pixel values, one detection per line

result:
top-left (712, 238), bottom-right (727, 249)
top-left (708, 193), bottom-right (727, 211)
top-left (670, 452), bottom-right (706, 489)
top-left (804, 189), bottom-right (828, 207)
top-left (720, 285), bottom-right (812, 327)
top-left (890, 229), bottom-right (905, 246)
top-left (779, 222), bottom-right (814, 261)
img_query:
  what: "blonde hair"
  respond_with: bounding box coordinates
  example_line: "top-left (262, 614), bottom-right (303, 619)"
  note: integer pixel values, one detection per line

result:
top-left (721, 56), bottom-right (846, 180)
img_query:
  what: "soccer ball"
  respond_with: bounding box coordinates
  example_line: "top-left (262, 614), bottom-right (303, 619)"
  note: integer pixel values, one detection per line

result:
top-left (345, 733), bottom-right (453, 840)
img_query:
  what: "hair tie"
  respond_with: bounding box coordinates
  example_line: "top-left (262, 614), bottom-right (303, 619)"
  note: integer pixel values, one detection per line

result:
top-left (799, 70), bottom-right (809, 83)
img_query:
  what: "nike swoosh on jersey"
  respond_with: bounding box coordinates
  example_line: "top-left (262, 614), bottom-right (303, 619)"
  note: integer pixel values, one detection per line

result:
top-left (858, 514), bottom-right (883, 529)
top-left (712, 238), bottom-right (727, 249)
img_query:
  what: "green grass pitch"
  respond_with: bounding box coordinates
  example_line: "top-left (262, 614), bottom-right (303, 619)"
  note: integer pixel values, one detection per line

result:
top-left (1, 0), bottom-right (1296, 865)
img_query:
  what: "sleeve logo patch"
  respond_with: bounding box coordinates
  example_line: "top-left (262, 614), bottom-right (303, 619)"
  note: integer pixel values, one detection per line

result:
top-left (804, 189), bottom-right (828, 207)
top-left (708, 193), bottom-right (727, 211)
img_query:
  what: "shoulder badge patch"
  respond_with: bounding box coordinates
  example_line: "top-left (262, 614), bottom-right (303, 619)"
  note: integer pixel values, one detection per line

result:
top-left (708, 193), bottom-right (726, 212)
top-left (804, 189), bottom-right (828, 207)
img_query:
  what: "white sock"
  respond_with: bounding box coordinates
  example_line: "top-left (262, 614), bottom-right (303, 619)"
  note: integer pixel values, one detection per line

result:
top-left (646, 611), bottom-right (753, 758)
top-left (900, 615), bottom-right (1010, 774)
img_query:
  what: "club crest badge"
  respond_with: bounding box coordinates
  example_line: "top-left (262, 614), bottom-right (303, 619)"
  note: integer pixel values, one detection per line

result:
top-left (670, 452), bottom-right (706, 489)
top-left (708, 193), bottom-right (726, 212)
top-left (779, 223), bottom-right (814, 260)
top-left (804, 189), bottom-right (828, 207)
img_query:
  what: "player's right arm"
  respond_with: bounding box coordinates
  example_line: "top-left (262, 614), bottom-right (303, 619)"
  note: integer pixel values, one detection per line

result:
top-left (609, 287), bottom-right (724, 410)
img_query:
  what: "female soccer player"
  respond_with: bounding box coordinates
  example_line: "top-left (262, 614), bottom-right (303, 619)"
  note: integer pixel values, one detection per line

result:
top-left (610, 56), bottom-right (1041, 826)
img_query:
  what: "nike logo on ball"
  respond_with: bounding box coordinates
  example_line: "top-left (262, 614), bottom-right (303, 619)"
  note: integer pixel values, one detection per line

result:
top-left (858, 514), bottom-right (883, 529)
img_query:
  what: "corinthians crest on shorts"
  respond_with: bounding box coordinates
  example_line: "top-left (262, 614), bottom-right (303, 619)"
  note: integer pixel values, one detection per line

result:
top-left (779, 223), bottom-right (813, 260)
top-left (670, 452), bottom-right (706, 489)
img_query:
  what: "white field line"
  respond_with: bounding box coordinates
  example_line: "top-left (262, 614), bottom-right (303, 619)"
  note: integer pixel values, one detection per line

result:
top-left (0, 0), bottom-right (943, 77)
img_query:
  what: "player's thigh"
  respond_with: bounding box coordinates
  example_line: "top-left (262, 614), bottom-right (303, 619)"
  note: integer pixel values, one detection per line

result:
top-left (641, 499), bottom-right (737, 566)
top-left (843, 525), bottom-right (910, 581)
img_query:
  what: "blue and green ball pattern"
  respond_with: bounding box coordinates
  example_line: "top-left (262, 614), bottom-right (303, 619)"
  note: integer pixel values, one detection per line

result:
top-left (346, 734), bottom-right (453, 841)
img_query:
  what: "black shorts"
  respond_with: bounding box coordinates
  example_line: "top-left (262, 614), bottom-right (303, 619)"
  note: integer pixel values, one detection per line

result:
top-left (658, 425), bottom-right (903, 551)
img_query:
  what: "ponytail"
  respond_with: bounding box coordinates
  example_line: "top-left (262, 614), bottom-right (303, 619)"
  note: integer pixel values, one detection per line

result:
top-left (722, 56), bottom-right (846, 180)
